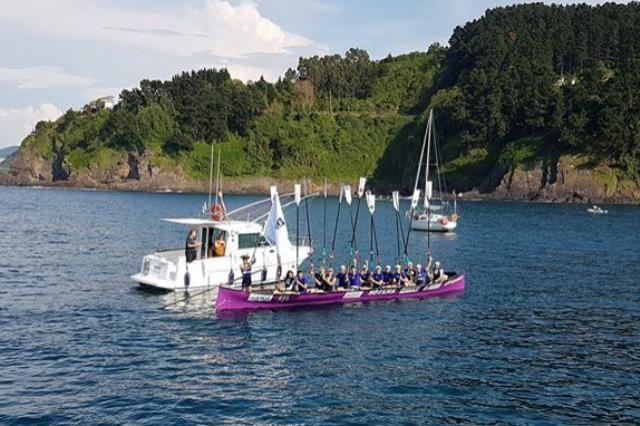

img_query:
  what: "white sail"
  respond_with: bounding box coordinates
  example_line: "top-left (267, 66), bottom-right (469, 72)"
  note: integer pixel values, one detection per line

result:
top-left (263, 189), bottom-right (293, 252)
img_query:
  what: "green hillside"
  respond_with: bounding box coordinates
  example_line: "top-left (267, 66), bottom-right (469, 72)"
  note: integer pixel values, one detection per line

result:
top-left (15, 2), bottom-right (640, 192)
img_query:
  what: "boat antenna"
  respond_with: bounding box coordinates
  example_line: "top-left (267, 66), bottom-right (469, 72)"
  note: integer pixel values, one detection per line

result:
top-left (207, 142), bottom-right (215, 209)
top-left (214, 148), bottom-right (222, 207)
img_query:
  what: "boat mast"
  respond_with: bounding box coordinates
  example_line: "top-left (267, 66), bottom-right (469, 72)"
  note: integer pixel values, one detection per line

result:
top-left (214, 148), bottom-right (221, 206)
top-left (412, 113), bottom-right (430, 202)
top-left (424, 110), bottom-right (433, 209)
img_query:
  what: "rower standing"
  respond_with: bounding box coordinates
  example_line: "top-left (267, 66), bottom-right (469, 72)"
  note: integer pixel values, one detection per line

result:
top-left (240, 254), bottom-right (255, 292)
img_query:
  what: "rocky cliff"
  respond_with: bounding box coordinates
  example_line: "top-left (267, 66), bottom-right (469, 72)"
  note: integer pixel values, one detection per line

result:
top-left (467, 155), bottom-right (640, 204)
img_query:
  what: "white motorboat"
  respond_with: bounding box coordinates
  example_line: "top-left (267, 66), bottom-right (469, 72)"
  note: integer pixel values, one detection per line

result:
top-left (131, 189), bottom-right (312, 292)
top-left (407, 109), bottom-right (459, 232)
top-left (587, 205), bottom-right (608, 215)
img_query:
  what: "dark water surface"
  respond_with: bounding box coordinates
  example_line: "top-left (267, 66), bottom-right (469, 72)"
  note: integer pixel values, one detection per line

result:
top-left (0, 186), bottom-right (638, 425)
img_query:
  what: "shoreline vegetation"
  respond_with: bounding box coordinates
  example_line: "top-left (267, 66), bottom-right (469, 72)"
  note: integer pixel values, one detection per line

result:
top-left (2, 2), bottom-right (639, 204)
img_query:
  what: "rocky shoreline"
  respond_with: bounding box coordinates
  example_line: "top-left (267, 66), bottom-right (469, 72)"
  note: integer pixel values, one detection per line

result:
top-left (2, 173), bottom-right (639, 205)
top-left (2, 148), bottom-right (639, 204)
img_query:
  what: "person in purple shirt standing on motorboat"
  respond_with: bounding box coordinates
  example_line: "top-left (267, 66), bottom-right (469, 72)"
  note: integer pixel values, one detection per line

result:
top-left (347, 266), bottom-right (361, 288)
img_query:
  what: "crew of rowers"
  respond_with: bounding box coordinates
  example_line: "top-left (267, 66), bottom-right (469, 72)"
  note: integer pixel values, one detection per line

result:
top-left (275, 258), bottom-right (449, 294)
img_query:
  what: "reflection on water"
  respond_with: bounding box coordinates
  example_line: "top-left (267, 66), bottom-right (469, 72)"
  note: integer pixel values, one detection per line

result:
top-left (0, 187), bottom-right (639, 424)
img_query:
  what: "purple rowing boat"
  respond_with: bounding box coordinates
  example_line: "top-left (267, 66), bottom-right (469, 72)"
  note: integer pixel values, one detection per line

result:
top-left (215, 273), bottom-right (465, 312)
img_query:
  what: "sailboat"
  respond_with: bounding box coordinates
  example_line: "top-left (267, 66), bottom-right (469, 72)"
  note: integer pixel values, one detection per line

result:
top-left (408, 109), bottom-right (459, 232)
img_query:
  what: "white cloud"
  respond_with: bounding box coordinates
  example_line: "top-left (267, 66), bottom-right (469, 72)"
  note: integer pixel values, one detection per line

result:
top-left (0, 0), bottom-right (324, 59)
top-left (0, 66), bottom-right (96, 90)
top-left (0, 103), bottom-right (63, 148)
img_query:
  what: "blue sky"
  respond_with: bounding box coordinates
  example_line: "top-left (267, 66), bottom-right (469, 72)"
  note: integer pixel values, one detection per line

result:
top-left (0, 0), bottom-right (625, 148)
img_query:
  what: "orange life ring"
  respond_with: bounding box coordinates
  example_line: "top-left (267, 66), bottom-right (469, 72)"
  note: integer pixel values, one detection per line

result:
top-left (440, 217), bottom-right (449, 225)
top-left (210, 203), bottom-right (224, 221)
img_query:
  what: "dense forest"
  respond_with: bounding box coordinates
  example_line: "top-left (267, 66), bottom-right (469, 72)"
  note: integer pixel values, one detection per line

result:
top-left (16, 2), bottom-right (640, 192)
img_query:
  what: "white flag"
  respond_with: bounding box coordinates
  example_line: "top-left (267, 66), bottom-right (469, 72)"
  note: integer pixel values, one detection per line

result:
top-left (294, 184), bottom-right (301, 206)
top-left (411, 189), bottom-right (421, 209)
top-left (425, 180), bottom-right (433, 199)
top-left (344, 185), bottom-right (352, 205)
top-left (270, 185), bottom-right (277, 201)
top-left (366, 191), bottom-right (376, 214)
top-left (263, 190), bottom-right (293, 252)
top-left (392, 191), bottom-right (400, 212)
top-left (357, 177), bottom-right (366, 198)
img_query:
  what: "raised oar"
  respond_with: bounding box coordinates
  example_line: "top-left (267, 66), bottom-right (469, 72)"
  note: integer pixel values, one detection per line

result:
top-left (322, 178), bottom-right (327, 266)
top-left (329, 185), bottom-right (344, 268)
top-left (304, 180), bottom-right (314, 269)
top-left (295, 184), bottom-right (301, 272)
top-left (404, 189), bottom-right (421, 261)
top-left (349, 177), bottom-right (367, 260)
top-left (365, 191), bottom-right (376, 264)
top-left (392, 191), bottom-right (402, 262)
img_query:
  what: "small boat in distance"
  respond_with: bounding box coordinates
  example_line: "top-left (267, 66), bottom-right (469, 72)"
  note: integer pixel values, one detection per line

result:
top-left (408, 109), bottom-right (459, 232)
top-left (587, 205), bottom-right (608, 215)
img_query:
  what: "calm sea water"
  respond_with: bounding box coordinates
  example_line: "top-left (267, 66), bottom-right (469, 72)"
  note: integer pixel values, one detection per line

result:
top-left (0, 186), bottom-right (638, 425)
